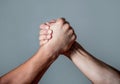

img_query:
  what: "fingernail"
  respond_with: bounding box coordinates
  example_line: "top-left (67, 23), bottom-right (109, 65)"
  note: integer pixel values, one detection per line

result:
top-left (48, 30), bottom-right (52, 34)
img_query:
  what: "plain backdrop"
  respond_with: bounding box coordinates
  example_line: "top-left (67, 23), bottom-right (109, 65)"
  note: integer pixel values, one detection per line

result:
top-left (0, 0), bottom-right (120, 84)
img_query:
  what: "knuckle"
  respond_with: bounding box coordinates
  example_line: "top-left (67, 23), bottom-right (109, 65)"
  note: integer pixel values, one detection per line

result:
top-left (72, 35), bottom-right (76, 40)
top-left (57, 18), bottom-right (65, 24)
top-left (66, 23), bottom-right (70, 28)
top-left (64, 23), bottom-right (70, 30)
top-left (48, 29), bottom-right (52, 34)
top-left (69, 29), bottom-right (74, 34)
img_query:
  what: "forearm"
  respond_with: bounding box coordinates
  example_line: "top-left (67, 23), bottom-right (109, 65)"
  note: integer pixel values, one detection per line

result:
top-left (67, 41), bottom-right (120, 84)
top-left (32, 64), bottom-right (50, 84)
top-left (0, 46), bottom-right (58, 84)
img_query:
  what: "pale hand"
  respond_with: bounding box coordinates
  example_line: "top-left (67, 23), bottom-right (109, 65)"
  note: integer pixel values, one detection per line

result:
top-left (39, 18), bottom-right (76, 54)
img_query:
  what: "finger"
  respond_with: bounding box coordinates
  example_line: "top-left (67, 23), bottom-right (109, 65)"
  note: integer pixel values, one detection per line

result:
top-left (64, 21), bottom-right (70, 25)
top-left (71, 34), bottom-right (76, 41)
top-left (46, 20), bottom-right (56, 26)
top-left (68, 29), bottom-right (74, 35)
top-left (40, 40), bottom-right (48, 46)
top-left (48, 29), bottom-right (53, 34)
top-left (40, 30), bottom-right (48, 35)
top-left (50, 19), bottom-right (56, 23)
top-left (39, 35), bottom-right (52, 40)
top-left (40, 29), bottom-right (53, 35)
top-left (40, 23), bottom-right (50, 30)
top-left (46, 22), bottom-right (55, 26)
top-left (46, 22), bottom-right (51, 26)
top-left (56, 18), bottom-right (66, 25)
top-left (63, 23), bottom-right (70, 30)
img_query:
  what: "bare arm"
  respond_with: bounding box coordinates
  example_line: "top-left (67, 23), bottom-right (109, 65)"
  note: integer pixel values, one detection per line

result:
top-left (34, 18), bottom-right (76, 83)
top-left (0, 45), bottom-right (58, 84)
top-left (66, 41), bottom-right (120, 84)
top-left (40, 23), bottom-right (120, 84)
top-left (0, 18), bottom-right (76, 84)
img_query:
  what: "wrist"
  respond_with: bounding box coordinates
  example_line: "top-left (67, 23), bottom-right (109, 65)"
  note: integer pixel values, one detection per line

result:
top-left (65, 41), bottom-right (87, 59)
top-left (38, 44), bottom-right (59, 61)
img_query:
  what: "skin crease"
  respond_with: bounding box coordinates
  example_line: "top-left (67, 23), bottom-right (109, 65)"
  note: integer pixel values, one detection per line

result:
top-left (40, 20), bottom-right (120, 84)
top-left (0, 18), bottom-right (76, 84)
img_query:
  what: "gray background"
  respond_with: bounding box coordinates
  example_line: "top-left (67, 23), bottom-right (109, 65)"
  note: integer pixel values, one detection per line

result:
top-left (0, 0), bottom-right (120, 84)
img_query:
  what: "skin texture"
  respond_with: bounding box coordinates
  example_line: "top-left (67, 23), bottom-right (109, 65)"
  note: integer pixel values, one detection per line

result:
top-left (0, 18), bottom-right (76, 84)
top-left (40, 21), bottom-right (120, 84)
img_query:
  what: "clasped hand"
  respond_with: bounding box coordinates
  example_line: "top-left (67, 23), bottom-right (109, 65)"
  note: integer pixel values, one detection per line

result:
top-left (39, 18), bottom-right (76, 56)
